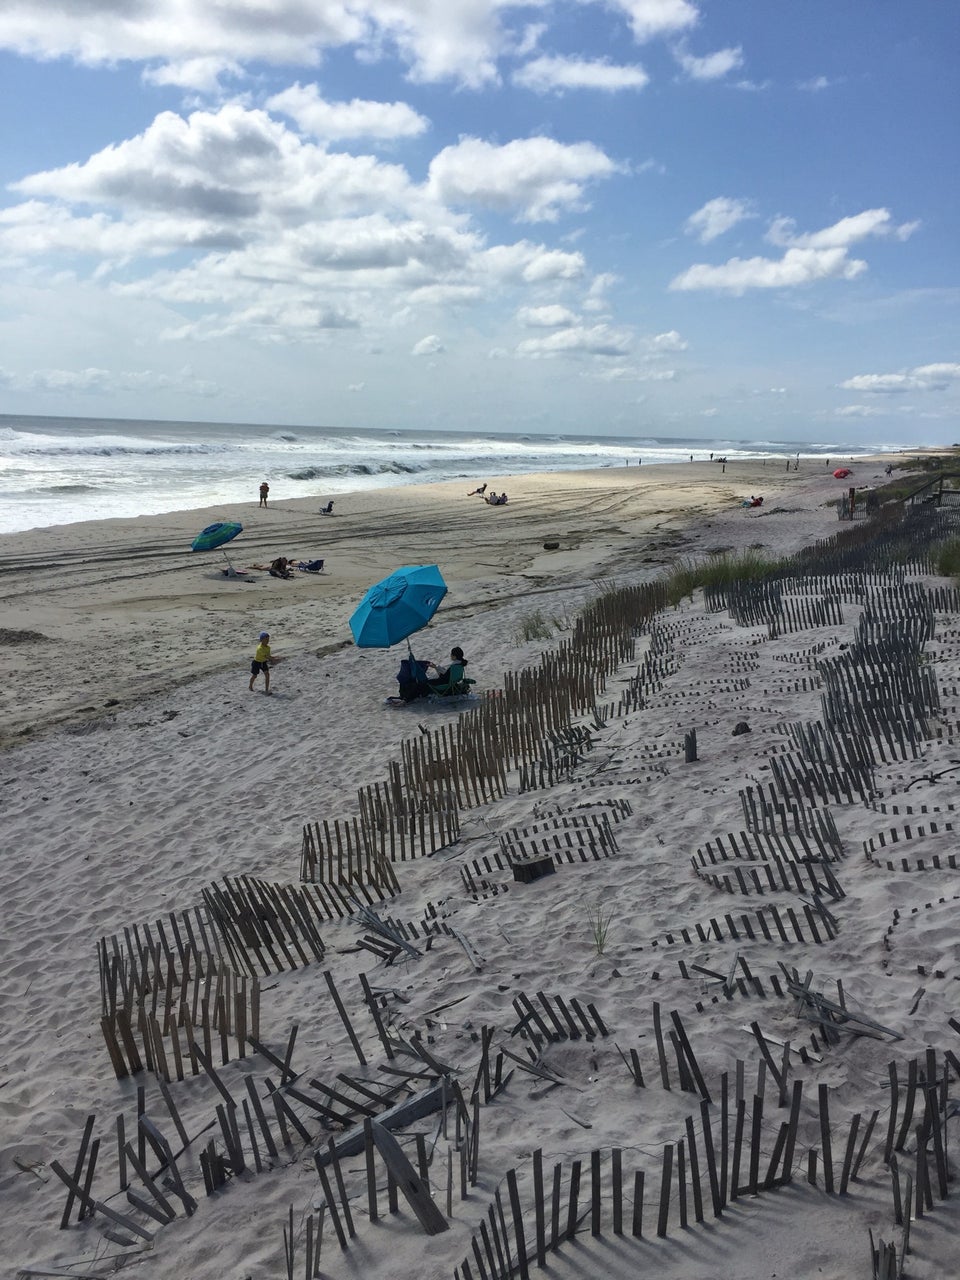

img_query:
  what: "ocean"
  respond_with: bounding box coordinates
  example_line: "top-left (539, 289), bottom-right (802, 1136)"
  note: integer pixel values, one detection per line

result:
top-left (0, 414), bottom-right (901, 536)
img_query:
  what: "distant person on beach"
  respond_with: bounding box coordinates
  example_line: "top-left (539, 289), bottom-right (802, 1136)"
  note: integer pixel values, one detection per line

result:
top-left (249, 631), bottom-right (281, 694)
top-left (259, 481), bottom-right (269, 508)
top-left (269, 556), bottom-right (293, 579)
top-left (468, 483), bottom-right (487, 496)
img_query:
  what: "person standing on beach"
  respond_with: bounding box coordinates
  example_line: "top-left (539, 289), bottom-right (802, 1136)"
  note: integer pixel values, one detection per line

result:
top-left (249, 631), bottom-right (280, 694)
top-left (259, 481), bottom-right (269, 508)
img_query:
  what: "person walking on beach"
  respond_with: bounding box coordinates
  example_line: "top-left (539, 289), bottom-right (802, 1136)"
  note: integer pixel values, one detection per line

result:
top-left (259, 481), bottom-right (269, 508)
top-left (249, 631), bottom-right (280, 694)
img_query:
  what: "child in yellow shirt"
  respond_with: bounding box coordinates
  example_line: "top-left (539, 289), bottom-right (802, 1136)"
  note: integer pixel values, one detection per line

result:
top-left (249, 631), bottom-right (279, 694)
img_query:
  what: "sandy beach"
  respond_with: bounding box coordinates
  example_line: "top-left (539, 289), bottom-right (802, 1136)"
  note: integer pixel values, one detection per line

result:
top-left (2, 453), bottom-right (958, 1280)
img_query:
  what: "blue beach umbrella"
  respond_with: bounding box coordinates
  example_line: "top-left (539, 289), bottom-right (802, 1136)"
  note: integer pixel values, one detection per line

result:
top-left (191, 520), bottom-right (244, 572)
top-left (349, 564), bottom-right (447, 650)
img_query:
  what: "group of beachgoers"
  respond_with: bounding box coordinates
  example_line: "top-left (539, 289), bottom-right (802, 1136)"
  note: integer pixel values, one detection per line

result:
top-left (741, 495), bottom-right (764, 508)
top-left (467, 483), bottom-right (508, 505)
top-left (249, 635), bottom-right (472, 704)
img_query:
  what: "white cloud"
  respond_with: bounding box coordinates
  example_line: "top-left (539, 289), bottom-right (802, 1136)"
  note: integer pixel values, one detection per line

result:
top-left (797, 75), bottom-right (833, 92)
top-left (913, 363), bottom-right (960, 380)
top-left (516, 323), bottom-right (632, 357)
top-left (840, 364), bottom-right (960, 394)
top-left (684, 196), bottom-right (754, 243)
top-left (514, 55), bottom-right (649, 93)
top-left (766, 208), bottom-right (917, 249)
top-left (0, 363), bottom-right (218, 395)
top-left (673, 42), bottom-right (743, 81)
top-left (412, 334), bottom-right (444, 356)
top-left (427, 136), bottom-right (621, 222)
top-left (670, 246), bottom-right (867, 294)
top-left (0, 1), bottom-right (510, 89)
top-left (517, 305), bottom-right (579, 327)
top-left (611, 0), bottom-right (700, 43)
top-left (483, 242), bottom-right (587, 284)
top-left (644, 329), bottom-right (687, 353)
top-left (835, 404), bottom-right (882, 417)
top-left (142, 57), bottom-right (244, 93)
top-left (267, 83), bottom-right (429, 142)
top-left (592, 365), bottom-right (677, 381)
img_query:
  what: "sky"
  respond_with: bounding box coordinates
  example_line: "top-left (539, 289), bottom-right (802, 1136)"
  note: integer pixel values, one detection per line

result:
top-left (0, 1), bottom-right (957, 444)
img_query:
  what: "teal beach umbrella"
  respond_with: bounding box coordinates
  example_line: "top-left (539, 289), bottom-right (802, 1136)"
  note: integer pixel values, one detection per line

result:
top-left (191, 520), bottom-right (244, 571)
top-left (349, 564), bottom-right (447, 650)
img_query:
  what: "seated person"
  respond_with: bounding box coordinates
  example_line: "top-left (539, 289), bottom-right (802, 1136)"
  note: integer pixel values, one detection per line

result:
top-left (750, 495), bottom-right (763, 507)
top-left (269, 556), bottom-right (294, 578)
top-left (485, 491), bottom-right (499, 504)
top-left (426, 646), bottom-right (468, 689)
top-left (496, 492), bottom-right (508, 505)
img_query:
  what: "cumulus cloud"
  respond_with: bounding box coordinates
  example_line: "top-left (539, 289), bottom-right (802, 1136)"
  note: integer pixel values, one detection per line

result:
top-left (670, 246), bottom-right (867, 294)
top-left (516, 323), bottom-right (632, 357)
top-left (766, 208), bottom-right (917, 249)
top-left (142, 57), bottom-right (244, 93)
top-left (267, 83), bottom-right (429, 142)
top-left (0, 0), bottom-right (509, 89)
top-left (427, 136), bottom-right (621, 222)
top-left (684, 196), bottom-right (754, 243)
top-left (644, 329), bottom-right (687, 353)
top-left (840, 364), bottom-right (960, 394)
top-left (612, 0), bottom-right (699, 43)
top-left (412, 334), bottom-right (444, 356)
top-left (517, 304), bottom-right (579, 327)
top-left (514, 55), bottom-right (649, 93)
top-left (673, 42), bottom-right (743, 81)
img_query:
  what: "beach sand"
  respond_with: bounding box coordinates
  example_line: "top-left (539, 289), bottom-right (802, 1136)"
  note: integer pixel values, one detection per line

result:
top-left (2, 453), bottom-right (958, 1280)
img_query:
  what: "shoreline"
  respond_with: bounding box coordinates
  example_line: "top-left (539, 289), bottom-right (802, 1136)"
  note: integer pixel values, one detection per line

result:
top-left (0, 456), bottom-right (906, 748)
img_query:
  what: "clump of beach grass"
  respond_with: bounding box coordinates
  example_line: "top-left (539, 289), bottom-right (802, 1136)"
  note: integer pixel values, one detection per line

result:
top-left (935, 537), bottom-right (960, 579)
top-left (663, 549), bottom-right (789, 606)
top-left (589, 904), bottom-right (614, 955)
top-left (514, 609), bottom-right (554, 645)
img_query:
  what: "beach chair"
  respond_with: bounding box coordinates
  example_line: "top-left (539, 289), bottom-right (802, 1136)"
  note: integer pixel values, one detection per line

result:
top-left (297, 558), bottom-right (325, 573)
top-left (428, 663), bottom-right (476, 698)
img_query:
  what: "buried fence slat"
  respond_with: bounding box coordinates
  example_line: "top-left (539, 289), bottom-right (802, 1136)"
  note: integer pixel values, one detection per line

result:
top-left (684, 1117), bottom-right (704, 1222)
top-left (819, 1083), bottom-right (835, 1194)
top-left (506, 1168), bottom-right (529, 1280)
top-left (657, 1145), bottom-right (673, 1237)
top-left (369, 1121), bottom-right (449, 1236)
top-left (533, 1149), bottom-right (546, 1265)
top-left (550, 1163), bottom-right (562, 1251)
top-left (699, 1099), bottom-right (722, 1217)
top-left (839, 1113), bottom-right (861, 1195)
top-left (566, 1160), bottom-right (582, 1241)
top-left (612, 1147), bottom-right (624, 1235)
top-left (631, 1170), bottom-right (644, 1238)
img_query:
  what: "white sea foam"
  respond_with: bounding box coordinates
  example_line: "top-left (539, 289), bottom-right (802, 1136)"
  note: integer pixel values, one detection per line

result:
top-left (0, 413), bottom-right (899, 535)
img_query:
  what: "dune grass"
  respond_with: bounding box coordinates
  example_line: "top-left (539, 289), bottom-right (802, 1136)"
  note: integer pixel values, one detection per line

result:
top-left (663, 549), bottom-right (790, 606)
